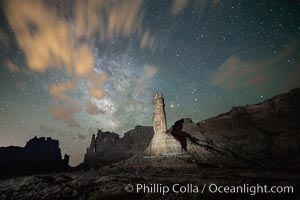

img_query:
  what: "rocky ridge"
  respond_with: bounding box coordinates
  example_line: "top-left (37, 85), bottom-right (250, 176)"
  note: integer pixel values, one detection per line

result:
top-left (83, 88), bottom-right (300, 169)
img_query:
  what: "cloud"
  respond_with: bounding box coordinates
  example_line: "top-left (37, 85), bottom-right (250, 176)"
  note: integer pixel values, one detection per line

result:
top-left (272, 40), bottom-right (299, 63)
top-left (4, 0), bottom-right (72, 72)
top-left (3, 0), bottom-right (106, 80)
top-left (171, 0), bottom-right (222, 15)
top-left (4, 59), bottom-right (21, 73)
top-left (86, 98), bottom-right (105, 115)
top-left (74, 0), bottom-right (143, 42)
top-left (171, 0), bottom-right (189, 14)
top-left (143, 65), bottom-right (158, 77)
top-left (73, 45), bottom-right (95, 77)
top-left (48, 81), bottom-right (75, 100)
top-left (212, 56), bottom-right (263, 90)
top-left (106, 0), bottom-right (143, 41)
top-left (88, 87), bottom-right (105, 99)
top-left (86, 72), bottom-right (107, 99)
top-left (47, 75), bottom-right (106, 126)
top-left (49, 98), bottom-right (81, 127)
top-left (212, 40), bottom-right (300, 91)
top-left (134, 65), bottom-right (158, 94)
top-left (140, 29), bottom-right (158, 50)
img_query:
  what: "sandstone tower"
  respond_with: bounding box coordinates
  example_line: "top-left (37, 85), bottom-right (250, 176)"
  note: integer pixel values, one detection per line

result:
top-left (145, 93), bottom-right (183, 156)
top-left (153, 93), bottom-right (167, 133)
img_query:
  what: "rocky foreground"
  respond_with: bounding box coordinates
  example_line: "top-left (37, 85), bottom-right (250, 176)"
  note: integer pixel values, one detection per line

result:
top-left (0, 161), bottom-right (299, 200)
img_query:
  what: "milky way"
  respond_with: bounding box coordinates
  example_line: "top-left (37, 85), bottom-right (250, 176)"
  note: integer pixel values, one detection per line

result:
top-left (0, 0), bottom-right (299, 165)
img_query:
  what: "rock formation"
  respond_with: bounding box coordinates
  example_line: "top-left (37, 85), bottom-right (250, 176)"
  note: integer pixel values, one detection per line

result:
top-left (84, 130), bottom-right (119, 165)
top-left (166, 88), bottom-right (300, 168)
top-left (0, 136), bottom-right (69, 178)
top-left (84, 126), bottom-right (153, 166)
top-left (144, 93), bottom-right (183, 156)
top-left (83, 88), bottom-right (300, 169)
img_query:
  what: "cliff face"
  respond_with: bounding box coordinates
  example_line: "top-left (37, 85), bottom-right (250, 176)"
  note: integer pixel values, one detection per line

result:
top-left (0, 136), bottom-right (69, 178)
top-left (84, 126), bottom-right (153, 166)
top-left (174, 88), bottom-right (300, 168)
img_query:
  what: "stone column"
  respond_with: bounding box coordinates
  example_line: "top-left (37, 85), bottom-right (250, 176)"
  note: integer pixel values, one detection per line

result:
top-left (153, 93), bottom-right (167, 134)
top-left (144, 93), bottom-right (183, 156)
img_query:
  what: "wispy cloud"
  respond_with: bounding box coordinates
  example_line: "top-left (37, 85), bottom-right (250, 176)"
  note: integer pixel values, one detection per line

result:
top-left (212, 40), bottom-right (300, 92)
top-left (171, 0), bottom-right (222, 15)
top-left (49, 98), bottom-right (81, 128)
top-left (140, 29), bottom-right (158, 50)
top-left (171, 0), bottom-right (189, 14)
top-left (4, 59), bottom-right (21, 73)
top-left (48, 81), bottom-right (75, 100)
top-left (74, 0), bottom-right (143, 42)
top-left (86, 98), bottom-right (105, 115)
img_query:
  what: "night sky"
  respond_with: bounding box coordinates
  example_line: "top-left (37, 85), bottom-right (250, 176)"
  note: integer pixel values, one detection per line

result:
top-left (0, 0), bottom-right (299, 165)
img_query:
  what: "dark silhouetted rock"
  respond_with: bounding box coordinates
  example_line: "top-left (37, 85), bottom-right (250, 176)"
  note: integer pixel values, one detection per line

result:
top-left (0, 136), bottom-right (70, 178)
top-left (84, 126), bottom-right (153, 166)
